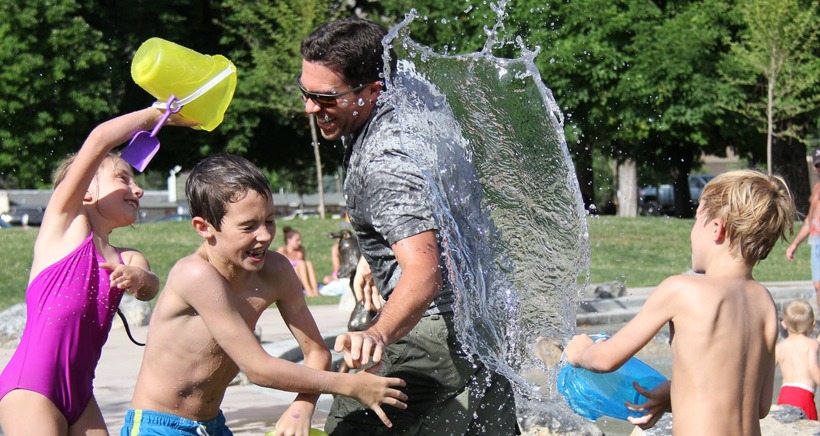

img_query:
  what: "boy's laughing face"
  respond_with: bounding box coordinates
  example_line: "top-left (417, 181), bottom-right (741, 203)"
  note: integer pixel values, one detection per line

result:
top-left (205, 190), bottom-right (276, 272)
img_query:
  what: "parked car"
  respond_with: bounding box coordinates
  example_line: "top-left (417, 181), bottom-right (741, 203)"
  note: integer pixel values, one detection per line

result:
top-left (0, 206), bottom-right (46, 226)
top-left (639, 174), bottom-right (715, 216)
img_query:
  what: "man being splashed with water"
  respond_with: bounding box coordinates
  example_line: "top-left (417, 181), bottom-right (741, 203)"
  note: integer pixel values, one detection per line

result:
top-left (299, 18), bottom-right (518, 435)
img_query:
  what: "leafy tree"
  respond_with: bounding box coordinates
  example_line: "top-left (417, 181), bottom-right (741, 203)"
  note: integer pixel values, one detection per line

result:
top-left (617, 0), bottom-right (740, 217)
top-left (217, 0), bottom-right (346, 195)
top-left (520, 0), bottom-right (659, 211)
top-left (719, 0), bottom-right (820, 211)
top-left (0, 0), bottom-right (114, 188)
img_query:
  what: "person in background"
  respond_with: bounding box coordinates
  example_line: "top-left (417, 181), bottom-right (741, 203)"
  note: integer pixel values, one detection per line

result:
top-left (322, 243), bottom-right (341, 285)
top-left (565, 170), bottom-right (795, 434)
top-left (775, 299), bottom-right (820, 420)
top-left (0, 108), bottom-right (174, 435)
top-left (785, 148), bottom-right (820, 315)
top-left (277, 226), bottom-right (320, 297)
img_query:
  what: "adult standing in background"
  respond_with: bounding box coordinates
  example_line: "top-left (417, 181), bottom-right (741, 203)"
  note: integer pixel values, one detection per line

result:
top-left (298, 17), bottom-right (518, 435)
top-left (786, 148), bottom-right (820, 314)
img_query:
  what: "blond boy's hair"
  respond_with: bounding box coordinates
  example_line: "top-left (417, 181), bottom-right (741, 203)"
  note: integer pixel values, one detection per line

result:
top-left (699, 169), bottom-right (795, 265)
top-left (782, 299), bottom-right (815, 334)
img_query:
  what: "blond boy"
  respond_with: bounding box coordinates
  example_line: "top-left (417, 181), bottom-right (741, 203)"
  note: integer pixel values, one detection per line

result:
top-left (775, 299), bottom-right (820, 420)
top-left (122, 154), bottom-right (406, 436)
top-left (565, 170), bottom-right (796, 435)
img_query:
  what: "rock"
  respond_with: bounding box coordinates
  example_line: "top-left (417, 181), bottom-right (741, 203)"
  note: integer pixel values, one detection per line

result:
top-left (518, 397), bottom-right (603, 436)
top-left (0, 303), bottom-right (26, 346)
top-left (584, 281), bottom-right (626, 299)
top-left (768, 404), bottom-right (807, 423)
top-left (113, 295), bottom-right (152, 329)
top-left (627, 405), bottom-right (819, 435)
top-left (533, 336), bottom-right (564, 367)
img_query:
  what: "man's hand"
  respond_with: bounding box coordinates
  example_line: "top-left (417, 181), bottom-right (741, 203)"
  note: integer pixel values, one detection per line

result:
top-left (626, 380), bottom-right (671, 429)
top-left (334, 330), bottom-right (387, 369)
top-left (353, 256), bottom-right (384, 312)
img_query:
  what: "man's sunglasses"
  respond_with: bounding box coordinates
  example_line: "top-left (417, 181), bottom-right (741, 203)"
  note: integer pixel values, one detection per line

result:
top-left (296, 73), bottom-right (369, 107)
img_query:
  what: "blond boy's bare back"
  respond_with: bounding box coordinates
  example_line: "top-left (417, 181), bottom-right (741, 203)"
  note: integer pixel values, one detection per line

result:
top-left (776, 330), bottom-right (820, 388)
top-left (130, 246), bottom-right (308, 421)
top-left (566, 272), bottom-right (778, 435)
top-left (661, 274), bottom-right (777, 435)
top-left (566, 170), bottom-right (794, 435)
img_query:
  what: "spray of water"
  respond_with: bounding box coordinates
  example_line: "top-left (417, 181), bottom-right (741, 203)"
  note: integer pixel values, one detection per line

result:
top-left (382, 7), bottom-right (590, 428)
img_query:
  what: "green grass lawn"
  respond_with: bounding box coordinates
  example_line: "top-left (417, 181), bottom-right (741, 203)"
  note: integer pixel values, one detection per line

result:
top-left (0, 216), bottom-right (809, 310)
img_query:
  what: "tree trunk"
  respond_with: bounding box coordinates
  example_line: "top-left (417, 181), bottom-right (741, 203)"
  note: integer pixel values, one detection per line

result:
top-left (772, 135), bottom-right (811, 216)
top-left (309, 114), bottom-right (326, 219)
top-left (617, 159), bottom-right (638, 217)
top-left (672, 148), bottom-right (695, 218)
top-left (574, 145), bottom-right (595, 213)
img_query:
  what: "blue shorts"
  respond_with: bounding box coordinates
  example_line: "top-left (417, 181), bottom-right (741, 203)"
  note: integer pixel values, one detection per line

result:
top-left (121, 409), bottom-right (233, 436)
top-left (812, 243), bottom-right (820, 282)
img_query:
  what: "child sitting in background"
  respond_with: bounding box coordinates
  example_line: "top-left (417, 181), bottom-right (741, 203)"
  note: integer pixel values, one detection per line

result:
top-left (278, 226), bottom-right (320, 297)
top-left (564, 169), bottom-right (796, 434)
top-left (775, 299), bottom-right (820, 420)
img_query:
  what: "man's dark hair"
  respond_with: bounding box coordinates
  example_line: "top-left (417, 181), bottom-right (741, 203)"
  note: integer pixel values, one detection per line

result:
top-left (300, 17), bottom-right (396, 87)
top-left (186, 153), bottom-right (271, 231)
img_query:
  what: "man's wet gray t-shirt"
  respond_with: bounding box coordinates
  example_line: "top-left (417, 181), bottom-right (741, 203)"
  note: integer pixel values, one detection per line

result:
top-left (342, 102), bottom-right (454, 315)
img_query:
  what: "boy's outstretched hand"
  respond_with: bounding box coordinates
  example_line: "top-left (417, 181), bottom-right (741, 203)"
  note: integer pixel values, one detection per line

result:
top-left (626, 380), bottom-right (671, 429)
top-left (350, 363), bottom-right (407, 428)
top-left (564, 334), bottom-right (596, 366)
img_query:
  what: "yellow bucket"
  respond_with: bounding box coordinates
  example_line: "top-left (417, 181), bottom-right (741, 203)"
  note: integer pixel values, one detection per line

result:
top-left (131, 37), bottom-right (237, 132)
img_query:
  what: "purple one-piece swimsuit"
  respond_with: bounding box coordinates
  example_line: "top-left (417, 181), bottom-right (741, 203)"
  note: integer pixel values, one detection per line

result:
top-left (0, 233), bottom-right (124, 424)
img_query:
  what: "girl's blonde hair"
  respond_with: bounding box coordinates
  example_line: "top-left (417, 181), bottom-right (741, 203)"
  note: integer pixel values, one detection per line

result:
top-left (52, 152), bottom-right (121, 188)
top-left (698, 169), bottom-right (795, 265)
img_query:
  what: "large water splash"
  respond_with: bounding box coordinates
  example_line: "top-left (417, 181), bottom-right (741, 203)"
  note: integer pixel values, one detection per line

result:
top-left (382, 7), bottom-right (590, 427)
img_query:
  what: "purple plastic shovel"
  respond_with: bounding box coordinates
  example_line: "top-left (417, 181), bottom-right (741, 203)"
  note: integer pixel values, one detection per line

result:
top-left (121, 95), bottom-right (181, 172)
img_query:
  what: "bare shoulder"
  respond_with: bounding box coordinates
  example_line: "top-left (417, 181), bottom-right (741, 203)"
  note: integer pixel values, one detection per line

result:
top-left (170, 253), bottom-right (221, 279)
top-left (264, 250), bottom-right (297, 275)
top-left (165, 253), bottom-right (227, 297)
top-left (652, 274), bottom-right (703, 300)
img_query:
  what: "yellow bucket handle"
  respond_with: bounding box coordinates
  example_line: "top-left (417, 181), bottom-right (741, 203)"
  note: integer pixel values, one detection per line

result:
top-left (151, 64), bottom-right (236, 112)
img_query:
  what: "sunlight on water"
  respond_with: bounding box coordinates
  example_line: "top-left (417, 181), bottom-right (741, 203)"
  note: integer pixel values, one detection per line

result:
top-left (383, 6), bottom-right (590, 430)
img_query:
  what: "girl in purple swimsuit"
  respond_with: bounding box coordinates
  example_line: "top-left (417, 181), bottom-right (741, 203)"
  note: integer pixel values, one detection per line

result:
top-left (0, 108), bottom-right (190, 435)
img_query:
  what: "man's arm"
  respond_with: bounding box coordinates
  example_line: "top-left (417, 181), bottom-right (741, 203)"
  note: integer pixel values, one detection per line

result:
top-left (335, 230), bottom-right (442, 368)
